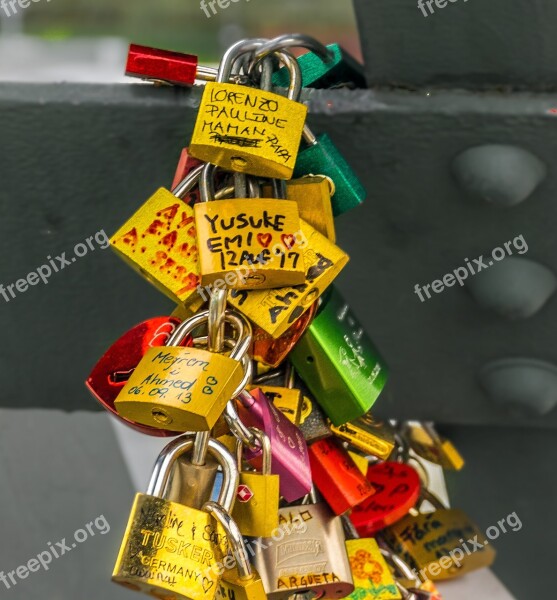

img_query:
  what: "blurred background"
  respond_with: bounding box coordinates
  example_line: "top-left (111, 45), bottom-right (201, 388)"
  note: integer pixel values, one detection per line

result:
top-left (0, 0), bottom-right (361, 82)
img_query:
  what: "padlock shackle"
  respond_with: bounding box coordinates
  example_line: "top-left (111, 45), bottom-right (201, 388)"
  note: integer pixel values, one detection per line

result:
top-left (171, 163), bottom-right (204, 199)
top-left (203, 501), bottom-right (254, 581)
top-left (237, 428), bottom-right (272, 475)
top-left (147, 435), bottom-right (239, 512)
top-left (208, 287), bottom-right (227, 353)
top-left (252, 48), bottom-right (303, 102)
top-left (253, 34), bottom-right (334, 67)
top-left (216, 38), bottom-right (268, 84)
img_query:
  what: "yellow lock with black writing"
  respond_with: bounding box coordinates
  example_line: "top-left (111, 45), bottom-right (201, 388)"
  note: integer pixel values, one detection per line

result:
top-left (111, 165), bottom-right (204, 309)
top-left (231, 428), bottom-right (280, 537)
top-left (113, 435), bottom-right (238, 600)
top-left (190, 39), bottom-right (307, 179)
top-left (195, 163), bottom-right (306, 289)
top-left (114, 309), bottom-right (250, 432)
top-left (228, 219), bottom-right (349, 338)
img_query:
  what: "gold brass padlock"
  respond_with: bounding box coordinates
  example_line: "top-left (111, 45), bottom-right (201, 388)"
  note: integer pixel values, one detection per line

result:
top-left (252, 365), bottom-right (303, 425)
top-left (382, 490), bottom-right (496, 581)
top-left (111, 165), bottom-right (204, 307)
top-left (331, 414), bottom-right (396, 460)
top-left (262, 175), bottom-right (336, 243)
top-left (114, 308), bottom-right (250, 432)
top-left (231, 428), bottom-right (280, 537)
top-left (207, 502), bottom-right (267, 600)
top-left (112, 435), bottom-right (238, 600)
top-left (194, 164), bottom-right (306, 290)
top-left (190, 39), bottom-right (307, 179)
top-left (404, 422), bottom-right (465, 471)
top-left (228, 219), bottom-right (349, 338)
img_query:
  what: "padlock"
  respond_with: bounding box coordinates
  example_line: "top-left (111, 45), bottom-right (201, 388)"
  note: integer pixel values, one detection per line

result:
top-left (272, 42), bottom-right (367, 90)
top-left (236, 387), bottom-right (312, 502)
top-left (205, 502), bottom-right (267, 600)
top-left (126, 44), bottom-right (199, 86)
top-left (254, 364), bottom-right (304, 426)
top-left (189, 39), bottom-right (308, 179)
top-left (290, 286), bottom-right (388, 426)
top-left (194, 163), bottom-right (306, 290)
top-left (252, 300), bottom-right (318, 368)
top-left (294, 126), bottom-right (366, 217)
top-left (382, 490), bottom-right (496, 582)
top-left (228, 219), bottom-right (349, 338)
top-left (114, 308), bottom-right (250, 432)
top-left (110, 165), bottom-right (205, 306)
top-left (403, 422), bottom-right (465, 471)
top-left (231, 428), bottom-right (280, 537)
top-left (309, 437), bottom-right (376, 516)
top-left (298, 389), bottom-right (332, 443)
top-left (331, 414), bottom-right (396, 460)
top-left (350, 462), bottom-right (421, 537)
top-left (86, 316), bottom-right (186, 437)
top-left (251, 489), bottom-right (355, 599)
top-left (112, 435), bottom-right (238, 599)
top-left (171, 147), bottom-right (204, 196)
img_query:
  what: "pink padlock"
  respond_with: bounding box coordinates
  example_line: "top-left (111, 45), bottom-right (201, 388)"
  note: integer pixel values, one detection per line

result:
top-left (236, 387), bottom-right (312, 502)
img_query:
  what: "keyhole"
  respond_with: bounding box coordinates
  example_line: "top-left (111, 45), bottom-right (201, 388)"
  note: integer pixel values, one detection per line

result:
top-left (230, 156), bottom-right (248, 170)
top-left (152, 408), bottom-right (173, 425)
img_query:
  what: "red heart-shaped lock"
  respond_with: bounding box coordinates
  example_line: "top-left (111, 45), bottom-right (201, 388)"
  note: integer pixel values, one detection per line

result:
top-left (86, 316), bottom-right (189, 437)
top-left (350, 461), bottom-right (421, 536)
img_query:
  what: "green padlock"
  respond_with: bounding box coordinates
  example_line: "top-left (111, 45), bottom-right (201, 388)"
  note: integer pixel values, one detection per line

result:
top-left (294, 126), bottom-right (367, 216)
top-left (273, 43), bottom-right (367, 89)
top-left (290, 286), bottom-right (388, 426)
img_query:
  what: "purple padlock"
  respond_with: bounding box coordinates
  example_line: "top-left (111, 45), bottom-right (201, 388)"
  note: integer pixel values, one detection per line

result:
top-left (237, 388), bottom-right (312, 502)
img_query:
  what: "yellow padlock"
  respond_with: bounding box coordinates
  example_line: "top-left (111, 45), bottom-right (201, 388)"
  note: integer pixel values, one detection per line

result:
top-left (114, 308), bottom-right (250, 432)
top-left (264, 175), bottom-right (337, 243)
top-left (113, 435), bottom-right (238, 600)
top-left (228, 219), bottom-right (349, 338)
top-left (231, 428), bottom-right (280, 537)
top-left (194, 165), bottom-right (306, 290)
top-left (190, 39), bottom-right (307, 179)
top-left (252, 364), bottom-right (303, 425)
top-left (111, 165), bottom-right (204, 308)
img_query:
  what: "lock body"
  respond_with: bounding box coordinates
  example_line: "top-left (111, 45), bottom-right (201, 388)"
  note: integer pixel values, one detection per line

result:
top-left (406, 424), bottom-right (465, 471)
top-left (298, 392), bottom-right (332, 442)
top-left (111, 188), bottom-right (202, 306)
top-left (331, 414), bottom-right (396, 460)
top-left (258, 385), bottom-right (303, 425)
top-left (309, 437), bottom-right (376, 515)
top-left (294, 133), bottom-right (366, 217)
top-left (114, 346), bottom-right (243, 431)
top-left (290, 286), bottom-right (388, 426)
top-left (216, 568), bottom-right (267, 600)
top-left (126, 44), bottom-right (199, 86)
top-left (272, 43), bottom-right (367, 90)
top-left (112, 494), bottom-right (228, 599)
top-left (346, 538), bottom-right (402, 599)
top-left (252, 502), bottom-right (354, 599)
top-left (86, 316), bottom-right (183, 436)
top-left (232, 470), bottom-right (280, 537)
top-left (228, 220), bottom-right (349, 338)
top-left (194, 198), bottom-right (305, 289)
top-left (382, 509), bottom-right (496, 581)
top-left (190, 82), bottom-right (307, 179)
top-left (350, 462), bottom-right (421, 537)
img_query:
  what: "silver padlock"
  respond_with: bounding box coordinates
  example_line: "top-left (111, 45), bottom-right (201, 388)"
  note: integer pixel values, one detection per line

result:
top-left (251, 489), bottom-right (354, 599)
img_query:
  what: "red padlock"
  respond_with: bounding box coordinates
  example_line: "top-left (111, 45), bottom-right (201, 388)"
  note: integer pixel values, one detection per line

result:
top-left (350, 461), bottom-right (421, 536)
top-left (171, 148), bottom-right (204, 198)
top-left (86, 316), bottom-right (189, 436)
top-left (126, 44), bottom-right (199, 86)
top-left (309, 437), bottom-right (376, 515)
top-left (252, 301), bottom-right (318, 368)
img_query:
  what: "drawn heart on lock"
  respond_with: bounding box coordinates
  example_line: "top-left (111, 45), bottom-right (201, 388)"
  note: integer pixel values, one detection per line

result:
top-left (350, 461), bottom-right (421, 536)
top-left (202, 577), bottom-right (214, 594)
top-left (281, 234), bottom-right (296, 249)
top-left (257, 233), bottom-right (273, 248)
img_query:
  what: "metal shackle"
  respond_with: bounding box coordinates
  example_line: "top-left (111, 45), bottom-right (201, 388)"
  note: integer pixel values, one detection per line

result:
top-left (252, 33), bottom-right (334, 67)
top-left (237, 428), bottom-right (272, 475)
top-left (216, 38), bottom-right (268, 84)
top-left (202, 501), bottom-right (254, 581)
top-left (251, 47), bottom-right (303, 102)
top-left (171, 162), bottom-right (204, 199)
top-left (147, 434), bottom-right (239, 512)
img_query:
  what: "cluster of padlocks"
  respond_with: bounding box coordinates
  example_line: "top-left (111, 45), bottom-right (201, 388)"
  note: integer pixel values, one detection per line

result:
top-left (86, 34), bottom-right (495, 600)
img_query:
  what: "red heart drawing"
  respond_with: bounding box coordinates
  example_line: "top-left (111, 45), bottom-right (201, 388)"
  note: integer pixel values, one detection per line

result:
top-left (350, 461), bottom-right (421, 536)
top-left (281, 234), bottom-right (296, 249)
top-left (257, 233), bottom-right (272, 248)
